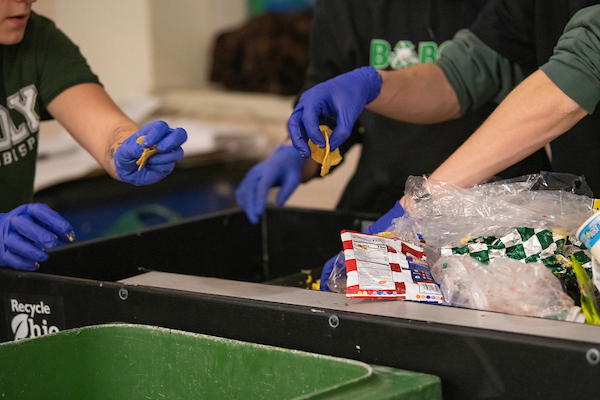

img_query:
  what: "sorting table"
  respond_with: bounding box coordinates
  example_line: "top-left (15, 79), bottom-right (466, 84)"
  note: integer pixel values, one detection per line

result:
top-left (1, 208), bottom-right (599, 399)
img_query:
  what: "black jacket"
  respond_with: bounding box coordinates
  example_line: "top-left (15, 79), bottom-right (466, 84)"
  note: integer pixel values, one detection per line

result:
top-left (303, 0), bottom-right (551, 214)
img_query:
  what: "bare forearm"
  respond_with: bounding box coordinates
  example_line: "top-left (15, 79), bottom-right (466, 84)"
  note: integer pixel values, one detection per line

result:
top-left (100, 122), bottom-right (138, 179)
top-left (47, 83), bottom-right (139, 180)
top-left (429, 70), bottom-right (588, 187)
top-left (366, 63), bottom-right (462, 123)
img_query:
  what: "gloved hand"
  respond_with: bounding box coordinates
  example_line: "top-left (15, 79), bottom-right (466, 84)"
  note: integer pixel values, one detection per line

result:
top-left (236, 145), bottom-right (305, 224)
top-left (115, 120), bottom-right (187, 186)
top-left (320, 201), bottom-right (405, 291)
top-left (288, 66), bottom-right (382, 157)
top-left (319, 252), bottom-right (343, 292)
top-left (363, 200), bottom-right (405, 235)
top-left (0, 204), bottom-right (75, 271)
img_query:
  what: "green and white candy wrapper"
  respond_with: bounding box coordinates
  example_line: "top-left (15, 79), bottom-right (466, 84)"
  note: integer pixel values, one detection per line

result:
top-left (440, 227), bottom-right (592, 295)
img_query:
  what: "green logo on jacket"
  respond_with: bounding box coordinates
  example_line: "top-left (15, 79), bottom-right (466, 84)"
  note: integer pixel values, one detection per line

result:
top-left (370, 39), bottom-right (452, 69)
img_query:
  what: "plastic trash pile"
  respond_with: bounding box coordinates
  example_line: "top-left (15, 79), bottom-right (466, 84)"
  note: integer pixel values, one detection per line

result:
top-left (329, 172), bottom-right (600, 323)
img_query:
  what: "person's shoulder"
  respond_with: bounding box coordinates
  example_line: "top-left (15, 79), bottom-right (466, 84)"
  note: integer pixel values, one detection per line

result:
top-left (22, 11), bottom-right (71, 49)
top-left (28, 11), bottom-right (58, 32)
top-left (17, 12), bottom-right (53, 50)
top-left (24, 11), bottom-right (63, 41)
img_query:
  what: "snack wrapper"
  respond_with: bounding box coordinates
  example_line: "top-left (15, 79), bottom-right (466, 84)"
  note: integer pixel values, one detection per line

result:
top-left (342, 230), bottom-right (443, 303)
top-left (440, 228), bottom-right (567, 266)
top-left (440, 227), bottom-right (594, 301)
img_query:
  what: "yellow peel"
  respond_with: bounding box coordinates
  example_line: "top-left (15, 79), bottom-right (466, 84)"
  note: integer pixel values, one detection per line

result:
top-left (308, 125), bottom-right (342, 176)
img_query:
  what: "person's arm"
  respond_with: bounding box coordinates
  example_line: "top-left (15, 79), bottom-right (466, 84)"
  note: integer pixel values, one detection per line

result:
top-left (289, 29), bottom-right (524, 155)
top-left (46, 83), bottom-right (138, 181)
top-left (46, 83), bottom-right (186, 186)
top-left (366, 63), bottom-right (461, 124)
top-left (366, 27), bottom-right (525, 123)
top-left (429, 5), bottom-right (600, 188)
top-left (428, 70), bottom-right (587, 187)
top-left (371, 27), bottom-right (527, 125)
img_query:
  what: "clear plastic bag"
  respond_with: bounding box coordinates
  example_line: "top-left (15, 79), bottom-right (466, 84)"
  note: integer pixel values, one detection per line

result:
top-left (326, 250), bottom-right (348, 293)
top-left (392, 172), bottom-right (595, 248)
top-left (430, 255), bottom-right (577, 320)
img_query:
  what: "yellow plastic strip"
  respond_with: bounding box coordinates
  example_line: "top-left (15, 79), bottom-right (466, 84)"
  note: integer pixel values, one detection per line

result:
top-left (308, 125), bottom-right (342, 177)
top-left (135, 136), bottom-right (158, 171)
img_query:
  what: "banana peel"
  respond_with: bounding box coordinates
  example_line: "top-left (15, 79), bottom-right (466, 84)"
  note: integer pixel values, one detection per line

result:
top-left (308, 125), bottom-right (342, 177)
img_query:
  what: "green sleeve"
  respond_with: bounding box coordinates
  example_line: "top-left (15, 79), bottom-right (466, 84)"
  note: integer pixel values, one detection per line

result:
top-left (540, 5), bottom-right (600, 114)
top-left (436, 29), bottom-right (525, 114)
top-left (33, 14), bottom-right (101, 116)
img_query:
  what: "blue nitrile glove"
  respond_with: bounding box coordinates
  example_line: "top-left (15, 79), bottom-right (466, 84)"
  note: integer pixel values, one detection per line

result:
top-left (320, 253), bottom-right (343, 291)
top-left (288, 66), bottom-right (382, 157)
top-left (236, 145), bottom-right (305, 224)
top-left (115, 120), bottom-right (187, 186)
top-left (320, 201), bottom-right (405, 291)
top-left (363, 200), bottom-right (405, 235)
top-left (0, 204), bottom-right (75, 271)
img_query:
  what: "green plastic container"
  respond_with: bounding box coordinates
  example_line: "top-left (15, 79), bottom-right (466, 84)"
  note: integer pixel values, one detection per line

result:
top-left (0, 324), bottom-right (441, 399)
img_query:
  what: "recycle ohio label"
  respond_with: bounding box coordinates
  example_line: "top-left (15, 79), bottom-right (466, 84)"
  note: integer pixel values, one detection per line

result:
top-left (4, 293), bottom-right (66, 341)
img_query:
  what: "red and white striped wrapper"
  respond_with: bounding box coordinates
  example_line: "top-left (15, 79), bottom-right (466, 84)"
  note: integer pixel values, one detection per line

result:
top-left (342, 230), bottom-right (443, 303)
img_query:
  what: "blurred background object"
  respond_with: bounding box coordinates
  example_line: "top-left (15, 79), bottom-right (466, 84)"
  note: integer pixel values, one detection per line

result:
top-left (209, 11), bottom-right (312, 95)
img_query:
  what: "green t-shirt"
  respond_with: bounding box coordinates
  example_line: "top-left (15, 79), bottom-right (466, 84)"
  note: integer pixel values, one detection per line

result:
top-left (540, 5), bottom-right (600, 114)
top-left (0, 12), bottom-right (100, 213)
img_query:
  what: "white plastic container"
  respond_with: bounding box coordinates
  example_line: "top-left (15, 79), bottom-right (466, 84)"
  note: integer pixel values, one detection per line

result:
top-left (577, 212), bottom-right (600, 259)
top-left (577, 212), bottom-right (600, 291)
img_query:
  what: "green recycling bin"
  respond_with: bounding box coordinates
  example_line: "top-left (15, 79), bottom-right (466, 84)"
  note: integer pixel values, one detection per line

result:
top-left (0, 324), bottom-right (441, 399)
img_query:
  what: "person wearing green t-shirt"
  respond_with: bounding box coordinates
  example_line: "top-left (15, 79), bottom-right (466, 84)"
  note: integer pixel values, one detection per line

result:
top-left (0, 0), bottom-right (187, 271)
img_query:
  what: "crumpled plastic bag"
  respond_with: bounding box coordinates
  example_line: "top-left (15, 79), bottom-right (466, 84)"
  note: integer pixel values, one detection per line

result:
top-left (326, 250), bottom-right (348, 293)
top-left (430, 255), bottom-right (577, 320)
top-left (391, 172), bottom-right (596, 249)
